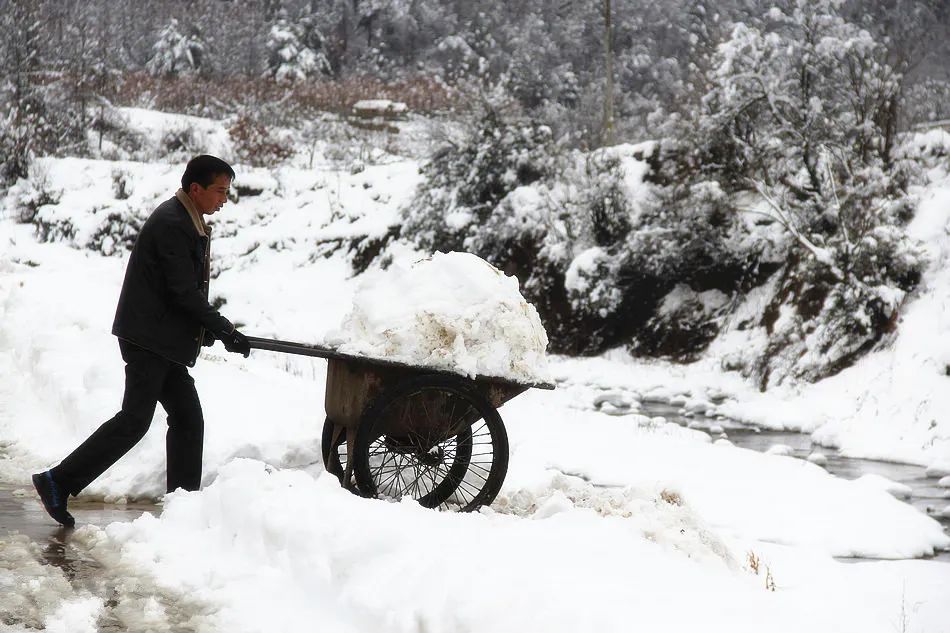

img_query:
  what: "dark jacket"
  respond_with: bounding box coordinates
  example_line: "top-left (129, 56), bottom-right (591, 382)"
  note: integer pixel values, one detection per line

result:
top-left (112, 196), bottom-right (232, 366)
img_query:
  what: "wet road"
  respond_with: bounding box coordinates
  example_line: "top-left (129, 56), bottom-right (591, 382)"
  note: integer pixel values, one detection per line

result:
top-left (0, 483), bottom-right (164, 631)
top-left (0, 483), bottom-right (157, 567)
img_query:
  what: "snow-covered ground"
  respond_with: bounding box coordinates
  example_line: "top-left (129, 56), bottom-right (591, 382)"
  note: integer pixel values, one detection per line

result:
top-left (2, 114), bottom-right (950, 631)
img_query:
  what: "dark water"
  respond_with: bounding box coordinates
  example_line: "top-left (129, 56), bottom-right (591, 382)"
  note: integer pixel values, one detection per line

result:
top-left (641, 402), bottom-right (950, 562)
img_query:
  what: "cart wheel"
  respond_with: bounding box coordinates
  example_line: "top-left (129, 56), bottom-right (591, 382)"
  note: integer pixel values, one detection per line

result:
top-left (353, 374), bottom-right (508, 512)
top-left (321, 418), bottom-right (347, 484)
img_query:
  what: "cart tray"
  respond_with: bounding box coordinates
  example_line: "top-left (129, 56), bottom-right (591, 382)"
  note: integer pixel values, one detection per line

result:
top-left (246, 335), bottom-right (555, 391)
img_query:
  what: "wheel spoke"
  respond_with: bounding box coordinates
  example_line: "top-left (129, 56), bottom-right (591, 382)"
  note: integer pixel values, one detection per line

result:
top-left (419, 395), bottom-right (433, 432)
top-left (467, 462), bottom-right (492, 477)
top-left (377, 459), bottom-right (404, 495)
top-left (412, 462), bottom-right (427, 498)
top-left (407, 464), bottom-right (423, 498)
top-left (452, 478), bottom-right (476, 507)
top-left (455, 480), bottom-right (481, 505)
top-left (372, 450), bottom-right (395, 480)
top-left (446, 397), bottom-right (460, 434)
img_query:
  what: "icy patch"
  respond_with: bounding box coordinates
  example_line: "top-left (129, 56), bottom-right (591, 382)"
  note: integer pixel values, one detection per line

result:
top-left (332, 251), bottom-right (549, 382)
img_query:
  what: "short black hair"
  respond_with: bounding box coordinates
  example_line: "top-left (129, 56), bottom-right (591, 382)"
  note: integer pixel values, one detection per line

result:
top-left (181, 155), bottom-right (235, 190)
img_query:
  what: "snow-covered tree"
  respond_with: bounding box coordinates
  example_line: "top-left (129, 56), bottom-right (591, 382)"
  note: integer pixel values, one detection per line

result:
top-left (146, 18), bottom-right (206, 77)
top-left (0, 0), bottom-right (81, 184)
top-left (686, 0), bottom-right (925, 385)
top-left (0, 0), bottom-right (43, 185)
top-left (265, 10), bottom-right (332, 82)
top-left (402, 104), bottom-right (557, 255)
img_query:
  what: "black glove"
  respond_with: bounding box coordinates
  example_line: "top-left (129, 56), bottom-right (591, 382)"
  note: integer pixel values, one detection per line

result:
top-left (202, 330), bottom-right (216, 347)
top-left (217, 327), bottom-right (250, 358)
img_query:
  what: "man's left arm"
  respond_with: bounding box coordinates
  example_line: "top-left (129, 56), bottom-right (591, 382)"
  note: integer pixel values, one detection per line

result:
top-left (156, 224), bottom-right (235, 335)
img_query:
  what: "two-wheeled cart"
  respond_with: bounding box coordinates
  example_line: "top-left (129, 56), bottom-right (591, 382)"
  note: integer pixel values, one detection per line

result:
top-left (246, 336), bottom-right (555, 512)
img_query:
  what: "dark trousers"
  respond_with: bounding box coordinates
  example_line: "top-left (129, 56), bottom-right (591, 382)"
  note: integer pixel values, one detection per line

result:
top-left (51, 339), bottom-right (204, 496)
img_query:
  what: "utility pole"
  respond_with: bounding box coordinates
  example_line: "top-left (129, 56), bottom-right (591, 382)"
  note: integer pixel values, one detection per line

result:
top-left (602, 0), bottom-right (616, 146)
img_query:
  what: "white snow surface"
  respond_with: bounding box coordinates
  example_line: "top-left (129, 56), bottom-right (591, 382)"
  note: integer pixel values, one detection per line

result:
top-left (1, 115), bottom-right (950, 631)
top-left (76, 459), bottom-right (950, 633)
top-left (331, 251), bottom-right (550, 382)
top-left (352, 99), bottom-right (408, 114)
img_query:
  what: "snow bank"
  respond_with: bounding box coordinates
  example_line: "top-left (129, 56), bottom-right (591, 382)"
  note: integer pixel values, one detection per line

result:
top-left (332, 251), bottom-right (550, 382)
top-left (82, 459), bottom-right (944, 633)
top-left (117, 107), bottom-right (235, 160)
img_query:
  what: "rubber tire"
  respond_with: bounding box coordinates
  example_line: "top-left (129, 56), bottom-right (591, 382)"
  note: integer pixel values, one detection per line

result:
top-left (353, 374), bottom-right (508, 512)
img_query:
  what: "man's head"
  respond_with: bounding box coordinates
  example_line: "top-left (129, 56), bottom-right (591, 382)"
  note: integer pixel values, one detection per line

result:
top-left (182, 155), bottom-right (234, 216)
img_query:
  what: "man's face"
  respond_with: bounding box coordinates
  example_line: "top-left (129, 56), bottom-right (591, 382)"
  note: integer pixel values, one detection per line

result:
top-left (189, 174), bottom-right (231, 215)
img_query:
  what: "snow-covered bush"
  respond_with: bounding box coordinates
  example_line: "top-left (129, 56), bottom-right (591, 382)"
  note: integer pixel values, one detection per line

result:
top-left (228, 114), bottom-right (293, 167)
top-left (753, 220), bottom-right (926, 387)
top-left (6, 166), bottom-right (61, 224)
top-left (147, 19), bottom-right (206, 77)
top-left (401, 107), bottom-right (557, 254)
top-left (626, 180), bottom-right (745, 287)
top-left (631, 285), bottom-right (732, 361)
top-left (30, 199), bottom-right (146, 257)
top-left (559, 176), bottom-right (763, 360)
top-left (400, 108), bottom-right (765, 356)
top-left (112, 169), bottom-right (131, 200)
top-left (564, 247), bottom-right (618, 312)
top-left (672, 0), bottom-right (927, 384)
top-left (265, 11), bottom-right (332, 82)
top-left (86, 211), bottom-right (144, 256)
top-left (902, 79), bottom-right (950, 129)
top-left (579, 154), bottom-right (635, 249)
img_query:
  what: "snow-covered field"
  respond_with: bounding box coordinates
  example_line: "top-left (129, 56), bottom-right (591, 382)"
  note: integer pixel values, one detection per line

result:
top-left (2, 111), bottom-right (950, 631)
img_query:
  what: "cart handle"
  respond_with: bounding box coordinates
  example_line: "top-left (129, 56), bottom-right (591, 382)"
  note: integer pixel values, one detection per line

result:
top-left (246, 335), bottom-right (349, 361)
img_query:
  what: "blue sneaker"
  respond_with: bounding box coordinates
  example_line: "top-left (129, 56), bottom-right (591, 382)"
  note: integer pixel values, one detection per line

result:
top-left (32, 471), bottom-right (75, 528)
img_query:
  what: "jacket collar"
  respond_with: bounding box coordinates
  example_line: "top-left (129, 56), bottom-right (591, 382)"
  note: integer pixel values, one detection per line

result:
top-left (175, 189), bottom-right (211, 237)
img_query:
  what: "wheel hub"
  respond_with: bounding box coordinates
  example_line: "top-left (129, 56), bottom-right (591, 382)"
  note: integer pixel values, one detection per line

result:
top-left (417, 445), bottom-right (444, 467)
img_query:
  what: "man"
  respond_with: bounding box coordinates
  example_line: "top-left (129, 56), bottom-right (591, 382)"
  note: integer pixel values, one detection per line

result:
top-left (32, 155), bottom-right (251, 527)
